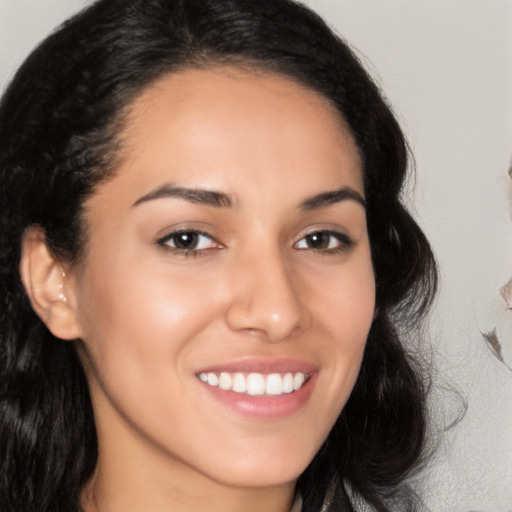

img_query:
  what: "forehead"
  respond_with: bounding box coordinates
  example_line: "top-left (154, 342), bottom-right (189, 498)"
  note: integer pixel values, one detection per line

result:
top-left (96, 66), bottom-right (363, 207)
top-left (126, 65), bottom-right (345, 131)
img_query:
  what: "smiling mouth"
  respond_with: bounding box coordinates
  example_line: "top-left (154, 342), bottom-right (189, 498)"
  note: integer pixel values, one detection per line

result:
top-left (197, 371), bottom-right (310, 397)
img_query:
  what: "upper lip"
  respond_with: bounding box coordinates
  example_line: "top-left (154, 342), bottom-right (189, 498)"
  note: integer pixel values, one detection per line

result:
top-left (195, 357), bottom-right (318, 375)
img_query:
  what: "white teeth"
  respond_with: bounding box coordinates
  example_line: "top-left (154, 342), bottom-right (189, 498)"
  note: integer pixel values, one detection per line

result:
top-left (197, 371), bottom-right (309, 396)
top-left (282, 372), bottom-right (294, 393)
top-left (247, 373), bottom-right (265, 395)
top-left (218, 372), bottom-right (232, 390)
top-left (232, 372), bottom-right (247, 393)
top-left (207, 372), bottom-right (219, 386)
top-left (265, 373), bottom-right (282, 395)
top-left (293, 372), bottom-right (305, 391)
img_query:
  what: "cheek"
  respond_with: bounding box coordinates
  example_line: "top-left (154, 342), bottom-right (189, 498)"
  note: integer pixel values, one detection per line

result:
top-left (309, 255), bottom-right (375, 391)
top-left (74, 246), bottom-right (240, 406)
top-left (73, 258), bottom-right (226, 433)
top-left (73, 251), bottom-right (221, 384)
top-left (309, 253), bottom-right (375, 337)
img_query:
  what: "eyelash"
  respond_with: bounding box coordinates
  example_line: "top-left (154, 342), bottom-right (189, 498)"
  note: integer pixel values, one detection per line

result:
top-left (156, 229), bottom-right (354, 257)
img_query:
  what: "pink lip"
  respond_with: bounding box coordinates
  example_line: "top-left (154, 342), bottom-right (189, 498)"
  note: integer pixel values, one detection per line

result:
top-left (195, 358), bottom-right (318, 420)
top-left (196, 357), bottom-right (317, 375)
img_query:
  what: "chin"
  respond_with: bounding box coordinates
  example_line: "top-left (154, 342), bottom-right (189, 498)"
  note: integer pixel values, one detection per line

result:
top-left (199, 439), bottom-right (319, 489)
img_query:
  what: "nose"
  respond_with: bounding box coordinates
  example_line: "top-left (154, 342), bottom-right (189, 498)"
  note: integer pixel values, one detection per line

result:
top-left (224, 248), bottom-right (311, 342)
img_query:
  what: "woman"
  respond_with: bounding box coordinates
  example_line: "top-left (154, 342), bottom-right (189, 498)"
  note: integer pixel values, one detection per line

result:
top-left (0, 0), bottom-right (437, 511)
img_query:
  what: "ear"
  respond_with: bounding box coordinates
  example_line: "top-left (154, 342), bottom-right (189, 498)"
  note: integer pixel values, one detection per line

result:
top-left (20, 226), bottom-right (82, 340)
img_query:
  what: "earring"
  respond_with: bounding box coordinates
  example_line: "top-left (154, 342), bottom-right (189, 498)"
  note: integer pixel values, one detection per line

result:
top-left (57, 271), bottom-right (67, 303)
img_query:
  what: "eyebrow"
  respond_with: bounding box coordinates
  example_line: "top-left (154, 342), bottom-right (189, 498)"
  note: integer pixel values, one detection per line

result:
top-left (132, 185), bottom-right (233, 208)
top-left (300, 187), bottom-right (365, 210)
top-left (132, 184), bottom-right (365, 210)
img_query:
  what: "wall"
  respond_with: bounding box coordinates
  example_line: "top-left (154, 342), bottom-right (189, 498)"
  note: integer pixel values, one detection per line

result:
top-left (1, 0), bottom-right (511, 510)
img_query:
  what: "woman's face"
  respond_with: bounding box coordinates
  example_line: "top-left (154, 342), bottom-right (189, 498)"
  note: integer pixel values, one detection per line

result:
top-left (69, 67), bottom-right (375, 491)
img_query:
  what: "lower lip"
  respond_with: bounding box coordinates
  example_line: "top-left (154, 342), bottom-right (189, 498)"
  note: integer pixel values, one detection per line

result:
top-left (198, 374), bottom-right (316, 420)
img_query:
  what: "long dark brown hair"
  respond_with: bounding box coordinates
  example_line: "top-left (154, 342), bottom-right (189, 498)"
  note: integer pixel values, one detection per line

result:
top-left (0, 1), bottom-right (437, 510)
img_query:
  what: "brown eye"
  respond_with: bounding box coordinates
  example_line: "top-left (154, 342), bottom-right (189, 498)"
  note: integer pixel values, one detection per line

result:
top-left (303, 232), bottom-right (331, 249)
top-left (158, 230), bottom-right (218, 252)
top-left (171, 232), bottom-right (200, 250)
top-left (295, 230), bottom-right (353, 251)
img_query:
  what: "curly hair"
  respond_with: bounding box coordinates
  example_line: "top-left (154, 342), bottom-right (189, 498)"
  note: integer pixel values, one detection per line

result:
top-left (0, 0), bottom-right (437, 511)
